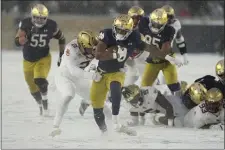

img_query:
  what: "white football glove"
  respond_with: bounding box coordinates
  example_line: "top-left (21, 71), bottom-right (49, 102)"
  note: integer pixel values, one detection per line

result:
top-left (92, 71), bottom-right (102, 82)
top-left (165, 55), bottom-right (183, 68)
top-left (182, 53), bottom-right (189, 65)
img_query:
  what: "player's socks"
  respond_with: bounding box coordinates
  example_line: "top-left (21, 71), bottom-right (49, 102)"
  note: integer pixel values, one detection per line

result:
top-left (41, 92), bottom-right (48, 110)
top-left (53, 96), bottom-right (73, 127)
top-left (93, 108), bottom-right (107, 132)
top-left (140, 116), bottom-right (146, 125)
top-left (31, 91), bottom-right (43, 115)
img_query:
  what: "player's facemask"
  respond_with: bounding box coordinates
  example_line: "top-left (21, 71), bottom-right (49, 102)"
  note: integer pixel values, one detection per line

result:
top-left (149, 21), bottom-right (166, 34)
top-left (122, 85), bottom-right (144, 108)
top-left (113, 26), bottom-right (132, 41)
top-left (205, 100), bottom-right (222, 113)
top-left (81, 46), bottom-right (96, 59)
top-left (32, 16), bottom-right (47, 28)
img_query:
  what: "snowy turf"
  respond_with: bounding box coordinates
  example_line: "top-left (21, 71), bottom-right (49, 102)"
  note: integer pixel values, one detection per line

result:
top-left (2, 50), bottom-right (224, 149)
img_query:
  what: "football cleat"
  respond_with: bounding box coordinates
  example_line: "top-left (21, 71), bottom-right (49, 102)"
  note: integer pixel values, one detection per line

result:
top-left (49, 126), bottom-right (62, 137)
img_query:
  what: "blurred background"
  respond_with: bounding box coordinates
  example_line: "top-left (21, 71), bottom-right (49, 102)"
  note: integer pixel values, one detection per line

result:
top-left (1, 0), bottom-right (224, 55)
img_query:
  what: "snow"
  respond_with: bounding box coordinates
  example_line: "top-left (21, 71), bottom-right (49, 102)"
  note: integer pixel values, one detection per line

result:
top-left (2, 50), bottom-right (224, 149)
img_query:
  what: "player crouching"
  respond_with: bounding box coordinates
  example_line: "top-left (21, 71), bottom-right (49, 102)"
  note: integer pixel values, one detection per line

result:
top-left (122, 84), bottom-right (175, 126)
top-left (50, 30), bottom-right (100, 137)
top-left (124, 82), bottom-right (207, 126)
top-left (15, 4), bottom-right (65, 116)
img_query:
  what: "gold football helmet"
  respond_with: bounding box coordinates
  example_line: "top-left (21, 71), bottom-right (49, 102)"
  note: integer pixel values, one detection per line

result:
top-left (180, 80), bottom-right (188, 94)
top-left (122, 84), bottom-right (141, 107)
top-left (112, 14), bottom-right (134, 41)
top-left (162, 5), bottom-right (175, 21)
top-left (206, 88), bottom-right (223, 103)
top-left (128, 6), bottom-right (145, 28)
top-left (77, 30), bottom-right (98, 59)
top-left (31, 4), bottom-right (49, 28)
top-left (205, 88), bottom-right (223, 113)
top-left (188, 82), bottom-right (207, 104)
top-left (149, 8), bottom-right (168, 34)
top-left (215, 59), bottom-right (224, 84)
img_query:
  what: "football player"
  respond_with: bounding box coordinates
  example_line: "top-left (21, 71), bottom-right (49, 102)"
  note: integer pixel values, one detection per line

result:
top-left (139, 8), bottom-right (182, 95)
top-left (15, 4), bottom-right (65, 116)
top-left (194, 59), bottom-right (224, 97)
top-left (162, 5), bottom-right (189, 65)
top-left (124, 82), bottom-right (207, 126)
top-left (127, 8), bottom-right (183, 124)
top-left (183, 88), bottom-right (224, 130)
top-left (49, 30), bottom-right (101, 137)
top-left (90, 14), bottom-right (148, 136)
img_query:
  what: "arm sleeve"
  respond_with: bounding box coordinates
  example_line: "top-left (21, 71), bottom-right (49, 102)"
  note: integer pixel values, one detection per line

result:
top-left (63, 44), bottom-right (94, 80)
top-left (163, 26), bottom-right (176, 43)
top-left (52, 22), bottom-right (66, 44)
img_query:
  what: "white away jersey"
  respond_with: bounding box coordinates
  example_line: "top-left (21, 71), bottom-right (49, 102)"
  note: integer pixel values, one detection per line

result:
top-left (129, 86), bottom-right (189, 117)
top-left (183, 101), bottom-right (224, 129)
top-left (59, 39), bottom-right (95, 79)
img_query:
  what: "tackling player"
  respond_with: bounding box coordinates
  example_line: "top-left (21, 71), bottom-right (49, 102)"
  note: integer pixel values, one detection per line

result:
top-left (183, 88), bottom-right (224, 130)
top-left (15, 4), bottom-right (65, 116)
top-left (90, 14), bottom-right (147, 136)
top-left (49, 30), bottom-right (101, 137)
top-left (194, 59), bottom-right (224, 97)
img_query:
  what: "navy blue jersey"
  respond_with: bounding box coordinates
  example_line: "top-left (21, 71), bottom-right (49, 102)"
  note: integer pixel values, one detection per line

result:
top-left (97, 28), bottom-right (143, 73)
top-left (19, 17), bottom-right (58, 62)
top-left (195, 75), bottom-right (225, 106)
top-left (138, 17), bottom-right (176, 63)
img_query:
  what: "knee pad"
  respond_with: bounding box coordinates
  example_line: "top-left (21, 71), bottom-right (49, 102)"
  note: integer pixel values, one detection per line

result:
top-left (34, 78), bottom-right (48, 93)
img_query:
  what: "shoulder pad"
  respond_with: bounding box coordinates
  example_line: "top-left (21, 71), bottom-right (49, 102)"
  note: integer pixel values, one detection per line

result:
top-left (18, 17), bottom-right (31, 29)
top-left (46, 19), bottom-right (57, 28)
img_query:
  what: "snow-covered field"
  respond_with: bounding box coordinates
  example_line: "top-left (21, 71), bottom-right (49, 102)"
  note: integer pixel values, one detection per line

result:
top-left (2, 50), bottom-right (224, 149)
